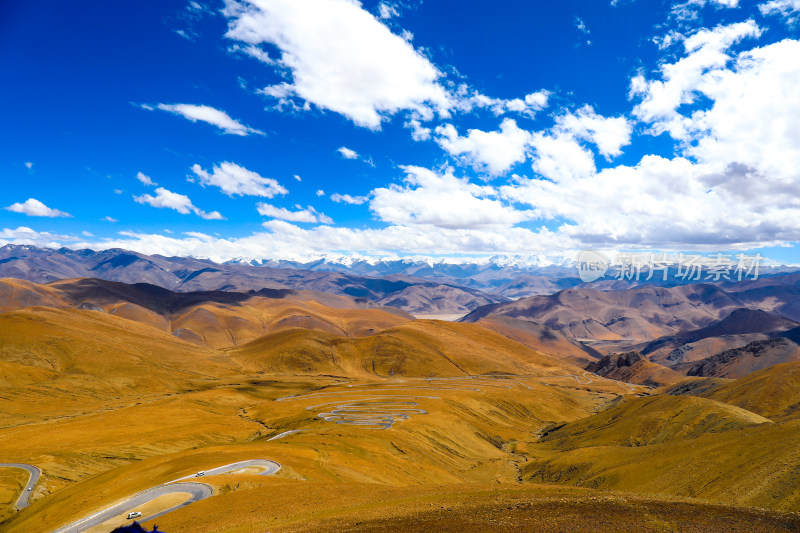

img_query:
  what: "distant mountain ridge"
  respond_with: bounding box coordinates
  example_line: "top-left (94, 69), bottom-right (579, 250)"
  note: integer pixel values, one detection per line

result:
top-left (4, 244), bottom-right (800, 316)
top-left (0, 277), bottom-right (415, 349)
top-left (462, 281), bottom-right (800, 341)
top-left (0, 245), bottom-right (507, 315)
top-left (226, 252), bottom-right (583, 296)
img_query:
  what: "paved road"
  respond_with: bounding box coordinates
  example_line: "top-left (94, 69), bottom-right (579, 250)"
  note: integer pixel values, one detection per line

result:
top-left (544, 372), bottom-right (636, 391)
top-left (0, 463), bottom-right (40, 509)
top-left (267, 429), bottom-right (306, 441)
top-left (51, 482), bottom-right (212, 533)
top-left (171, 459), bottom-right (281, 481)
top-left (51, 460), bottom-right (280, 533)
top-left (279, 377), bottom-right (539, 430)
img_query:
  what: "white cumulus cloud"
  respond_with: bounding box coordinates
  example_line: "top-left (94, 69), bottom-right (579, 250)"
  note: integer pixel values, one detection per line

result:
top-left (555, 105), bottom-right (632, 158)
top-left (337, 146), bottom-right (360, 159)
top-left (134, 187), bottom-right (224, 220)
top-left (453, 86), bottom-right (550, 118)
top-left (0, 226), bottom-right (79, 248)
top-left (435, 119), bottom-right (533, 176)
top-left (630, 20), bottom-right (762, 135)
top-left (632, 22), bottom-right (800, 183)
top-left (370, 166), bottom-right (531, 228)
top-left (331, 193), bottom-right (369, 204)
top-left (79, 222), bottom-right (570, 262)
top-left (136, 172), bottom-right (157, 186)
top-left (760, 0), bottom-right (800, 22)
top-left (257, 202), bottom-right (332, 223)
top-left (377, 1), bottom-right (399, 19)
top-left (146, 103), bottom-right (264, 136)
top-left (191, 162), bottom-right (288, 197)
top-left (223, 0), bottom-right (451, 129)
top-left (5, 198), bottom-right (71, 218)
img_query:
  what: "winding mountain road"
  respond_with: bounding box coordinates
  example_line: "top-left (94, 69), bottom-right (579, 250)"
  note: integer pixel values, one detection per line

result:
top-left (0, 463), bottom-right (40, 509)
top-left (51, 460), bottom-right (280, 533)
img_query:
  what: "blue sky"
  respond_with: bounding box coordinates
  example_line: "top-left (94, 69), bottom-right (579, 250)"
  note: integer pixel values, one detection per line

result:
top-left (2, 0), bottom-right (800, 263)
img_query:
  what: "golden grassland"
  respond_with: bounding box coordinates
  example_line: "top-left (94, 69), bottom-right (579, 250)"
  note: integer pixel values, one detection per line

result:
top-left (0, 303), bottom-right (799, 531)
top-left (1, 277), bottom-right (414, 349)
top-left (141, 481), bottom-right (800, 533)
top-left (226, 319), bottom-right (583, 377)
top-left (0, 468), bottom-right (27, 523)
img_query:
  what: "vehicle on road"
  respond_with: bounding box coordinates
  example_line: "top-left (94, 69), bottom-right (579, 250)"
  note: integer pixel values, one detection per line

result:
top-left (126, 511), bottom-right (142, 519)
top-left (196, 471), bottom-right (205, 477)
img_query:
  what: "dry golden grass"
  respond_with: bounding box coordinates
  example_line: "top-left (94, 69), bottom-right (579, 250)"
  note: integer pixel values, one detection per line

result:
top-left (0, 278), bottom-right (68, 313)
top-left (169, 298), bottom-right (412, 348)
top-left (229, 319), bottom-right (582, 377)
top-left (0, 372), bottom-right (615, 532)
top-left (2, 297), bottom-right (800, 532)
top-left (0, 467), bottom-right (27, 522)
top-left (141, 482), bottom-right (800, 533)
top-left (522, 417), bottom-right (800, 510)
top-left (700, 360), bottom-right (800, 419)
top-left (475, 316), bottom-right (601, 367)
top-left (540, 395), bottom-right (771, 448)
top-left (7, 277), bottom-right (415, 349)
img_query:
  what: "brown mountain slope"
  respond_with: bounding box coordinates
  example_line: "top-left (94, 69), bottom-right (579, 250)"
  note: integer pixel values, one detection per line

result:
top-left (0, 278), bottom-right (414, 348)
top-left (378, 284), bottom-right (499, 316)
top-left (462, 284), bottom-right (747, 343)
top-left (0, 278), bottom-right (69, 312)
top-left (697, 361), bottom-right (800, 419)
top-left (475, 316), bottom-right (602, 367)
top-left (228, 320), bottom-right (582, 378)
top-left (0, 246), bottom-right (510, 315)
top-left (540, 395), bottom-right (771, 448)
top-left (586, 351), bottom-right (684, 387)
top-left (0, 307), bottom-right (238, 425)
top-left (47, 277), bottom-right (380, 314)
top-left (651, 334), bottom-right (770, 365)
top-left (168, 297), bottom-right (412, 348)
top-left (641, 308), bottom-right (798, 361)
top-left (682, 337), bottom-right (800, 378)
top-left (0, 307), bottom-right (229, 388)
top-left (523, 414), bottom-right (800, 511)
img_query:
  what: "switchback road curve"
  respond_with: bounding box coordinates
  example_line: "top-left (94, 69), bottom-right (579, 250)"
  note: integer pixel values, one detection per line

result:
top-left (51, 459), bottom-right (280, 533)
top-left (0, 463), bottom-right (40, 509)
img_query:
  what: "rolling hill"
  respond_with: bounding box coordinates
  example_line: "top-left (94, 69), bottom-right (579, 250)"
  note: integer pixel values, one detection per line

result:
top-left (473, 316), bottom-right (602, 367)
top-left (586, 351), bottom-right (684, 387)
top-left (540, 395), bottom-right (771, 448)
top-left (641, 308), bottom-right (798, 361)
top-left (693, 361), bottom-right (800, 420)
top-left (227, 320), bottom-right (582, 377)
top-left (5, 249), bottom-right (800, 531)
top-left (462, 284), bottom-right (749, 343)
top-left (0, 277), bottom-right (414, 348)
top-left (683, 337), bottom-right (800, 379)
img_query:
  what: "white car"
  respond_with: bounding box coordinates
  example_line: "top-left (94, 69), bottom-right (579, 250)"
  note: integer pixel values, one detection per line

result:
top-left (127, 511), bottom-right (142, 520)
top-left (196, 471), bottom-right (205, 477)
